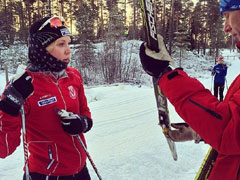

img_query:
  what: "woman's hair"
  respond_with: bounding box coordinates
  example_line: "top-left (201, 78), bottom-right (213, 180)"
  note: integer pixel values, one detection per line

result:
top-left (46, 40), bottom-right (57, 52)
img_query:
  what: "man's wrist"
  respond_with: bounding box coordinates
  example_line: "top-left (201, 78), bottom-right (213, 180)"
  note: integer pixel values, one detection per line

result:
top-left (158, 66), bottom-right (173, 79)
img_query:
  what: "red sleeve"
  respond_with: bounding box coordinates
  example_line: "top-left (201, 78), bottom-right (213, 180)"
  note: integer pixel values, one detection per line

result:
top-left (159, 69), bottom-right (240, 155)
top-left (0, 111), bottom-right (21, 158)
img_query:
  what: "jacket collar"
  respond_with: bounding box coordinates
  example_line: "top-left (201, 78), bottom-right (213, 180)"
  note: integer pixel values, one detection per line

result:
top-left (27, 63), bottom-right (68, 79)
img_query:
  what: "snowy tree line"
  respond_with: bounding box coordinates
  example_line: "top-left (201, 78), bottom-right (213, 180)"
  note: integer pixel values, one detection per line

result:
top-left (0, 0), bottom-right (233, 84)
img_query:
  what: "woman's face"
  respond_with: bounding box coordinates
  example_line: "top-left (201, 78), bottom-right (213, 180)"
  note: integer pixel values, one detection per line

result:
top-left (47, 36), bottom-right (72, 62)
top-left (218, 59), bottom-right (223, 64)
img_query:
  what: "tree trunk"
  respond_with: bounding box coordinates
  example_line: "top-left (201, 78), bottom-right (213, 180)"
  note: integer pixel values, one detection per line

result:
top-left (169, 0), bottom-right (175, 55)
top-left (162, 0), bottom-right (166, 37)
top-left (100, 0), bottom-right (104, 39)
top-left (133, 0), bottom-right (136, 39)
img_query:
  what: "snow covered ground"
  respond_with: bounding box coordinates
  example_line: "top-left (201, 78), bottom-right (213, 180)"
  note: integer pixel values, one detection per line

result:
top-left (0, 48), bottom-right (239, 180)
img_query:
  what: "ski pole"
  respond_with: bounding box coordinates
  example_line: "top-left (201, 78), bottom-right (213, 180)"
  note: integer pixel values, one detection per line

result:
top-left (225, 79), bottom-right (229, 90)
top-left (76, 135), bottom-right (103, 180)
top-left (194, 147), bottom-right (218, 180)
top-left (7, 67), bottom-right (30, 180)
top-left (20, 105), bottom-right (30, 180)
top-left (4, 64), bottom-right (9, 83)
top-left (210, 75), bottom-right (213, 93)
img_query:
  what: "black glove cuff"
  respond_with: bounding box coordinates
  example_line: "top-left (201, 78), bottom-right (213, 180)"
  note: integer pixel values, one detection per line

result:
top-left (159, 67), bottom-right (185, 80)
top-left (0, 84), bottom-right (25, 116)
top-left (0, 100), bottom-right (20, 116)
top-left (158, 66), bottom-right (173, 79)
top-left (82, 116), bottom-right (93, 133)
top-left (61, 116), bottom-right (93, 135)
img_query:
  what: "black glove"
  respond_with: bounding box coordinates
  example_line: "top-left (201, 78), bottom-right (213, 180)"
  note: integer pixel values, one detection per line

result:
top-left (168, 123), bottom-right (202, 143)
top-left (139, 34), bottom-right (176, 78)
top-left (57, 109), bottom-right (93, 135)
top-left (0, 71), bottom-right (34, 116)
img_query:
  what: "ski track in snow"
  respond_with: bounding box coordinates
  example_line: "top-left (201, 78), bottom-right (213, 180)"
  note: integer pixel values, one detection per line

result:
top-left (84, 85), bottom-right (209, 180)
top-left (0, 83), bottom-right (208, 180)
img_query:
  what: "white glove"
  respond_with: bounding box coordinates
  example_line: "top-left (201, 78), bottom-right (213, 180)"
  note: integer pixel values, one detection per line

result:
top-left (144, 34), bottom-right (176, 68)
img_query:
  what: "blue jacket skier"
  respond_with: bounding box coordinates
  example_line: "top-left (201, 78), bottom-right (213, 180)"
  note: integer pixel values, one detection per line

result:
top-left (212, 56), bottom-right (228, 101)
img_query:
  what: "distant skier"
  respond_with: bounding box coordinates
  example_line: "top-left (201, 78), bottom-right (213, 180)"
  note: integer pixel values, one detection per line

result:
top-left (124, 28), bottom-right (129, 38)
top-left (0, 16), bottom-right (93, 180)
top-left (139, 0), bottom-right (240, 179)
top-left (212, 56), bottom-right (228, 101)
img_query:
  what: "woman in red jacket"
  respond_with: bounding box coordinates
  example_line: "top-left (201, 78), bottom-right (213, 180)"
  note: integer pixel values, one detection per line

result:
top-left (0, 16), bottom-right (93, 180)
top-left (140, 0), bottom-right (240, 179)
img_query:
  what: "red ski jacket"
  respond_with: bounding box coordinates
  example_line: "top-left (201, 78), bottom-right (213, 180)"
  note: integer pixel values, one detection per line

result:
top-left (0, 67), bottom-right (91, 176)
top-left (159, 69), bottom-right (240, 180)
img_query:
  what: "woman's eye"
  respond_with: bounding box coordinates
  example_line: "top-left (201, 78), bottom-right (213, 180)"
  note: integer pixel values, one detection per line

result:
top-left (58, 43), bottom-right (65, 46)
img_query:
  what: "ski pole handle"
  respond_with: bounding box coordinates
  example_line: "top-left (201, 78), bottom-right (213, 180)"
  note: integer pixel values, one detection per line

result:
top-left (139, 0), bottom-right (159, 52)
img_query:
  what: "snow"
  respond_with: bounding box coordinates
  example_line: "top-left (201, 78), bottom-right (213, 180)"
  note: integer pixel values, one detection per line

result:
top-left (0, 48), bottom-right (239, 180)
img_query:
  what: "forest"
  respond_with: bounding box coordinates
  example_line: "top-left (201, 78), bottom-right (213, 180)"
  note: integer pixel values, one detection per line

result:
top-left (0, 0), bottom-right (233, 84)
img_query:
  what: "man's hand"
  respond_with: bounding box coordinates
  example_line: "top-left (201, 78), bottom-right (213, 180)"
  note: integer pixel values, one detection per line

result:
top-left (139, 34), bottom-right (176, 78)
top-left (168, 123), bottom-right (202, 143)
top-left (0, 71), bottom-right (34, 116)
top-left (57, 109), bottom-right (93, 135)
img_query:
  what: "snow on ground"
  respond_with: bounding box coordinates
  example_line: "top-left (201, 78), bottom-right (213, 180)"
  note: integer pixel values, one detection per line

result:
top-left (0, 48), bottom-right (239, 180)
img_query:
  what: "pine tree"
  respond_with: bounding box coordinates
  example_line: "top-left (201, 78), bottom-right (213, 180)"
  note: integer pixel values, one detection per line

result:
top-left (206, 0), bottom-right (223, 56)
top-left (0, 0), bottom-right (16, 47)
top-left (74, 1), bottom-right (96, 42)
top-left (73, 1), bottom-right (96, 84)
top-left (100, 0), bottom-right (126, 83)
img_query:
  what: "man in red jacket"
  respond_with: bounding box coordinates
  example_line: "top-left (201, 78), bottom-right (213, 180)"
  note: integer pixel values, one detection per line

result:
top-left (0, 16), bottom-right (93, 180)
top-left (140, 0), bottom-right (240, 179)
